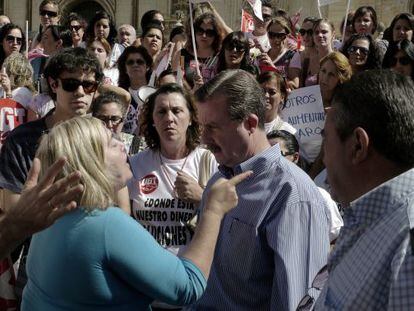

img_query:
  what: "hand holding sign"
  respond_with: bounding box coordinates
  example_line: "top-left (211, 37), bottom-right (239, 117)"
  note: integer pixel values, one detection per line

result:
top-left (205, 170), bottom-right (253, 217)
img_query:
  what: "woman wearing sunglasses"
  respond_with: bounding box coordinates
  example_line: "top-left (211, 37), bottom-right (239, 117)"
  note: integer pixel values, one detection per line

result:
top-left (66, 12), bottom-right (86, 48)
top-left (22, 115), bottom-right (248, 311)
top-left (215, 31), bottom-right (257, 76)
top-left (29, 0), bottom-right (60, 55)
top-left (117, 45), bottom-right (153, 135)
top-left (342, 34), bottom-right (382, 73)
top-left (383, 39), bottom-right (414, 80)
top-left (258, 16), bottom-right (295, 80)
top-left (289, 16), bottom-right (320, 88)
top-left (180, 12), bottom-right (224, 88)
top-left (0, 23), bottom-right (25, 68)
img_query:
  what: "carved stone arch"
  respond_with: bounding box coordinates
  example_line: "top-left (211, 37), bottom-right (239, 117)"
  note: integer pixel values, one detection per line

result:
top-left (59, 0), bottom-right (115, 22)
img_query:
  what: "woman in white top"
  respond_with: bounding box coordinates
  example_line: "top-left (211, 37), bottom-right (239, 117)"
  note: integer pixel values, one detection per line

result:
top-left (257, 71), bottom-right (296, 135)
top-left (128, 83), bottom-right (216, 310)
top-left (87, 37), bottom-right (119, 86)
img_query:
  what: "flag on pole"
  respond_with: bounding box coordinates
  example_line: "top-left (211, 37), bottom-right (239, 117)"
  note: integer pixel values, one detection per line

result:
top-left (246, 0), bottom-right (262, 21)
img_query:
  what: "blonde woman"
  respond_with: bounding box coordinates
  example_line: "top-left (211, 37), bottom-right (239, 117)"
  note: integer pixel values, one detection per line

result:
top-left (0, 52), bottom-right (37, 121)
top-left (22, 116), bottom-right (250, 310)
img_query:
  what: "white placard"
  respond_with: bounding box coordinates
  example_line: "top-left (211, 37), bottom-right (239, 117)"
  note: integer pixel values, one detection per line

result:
top-left (280, 85), bottom-right (325, 142)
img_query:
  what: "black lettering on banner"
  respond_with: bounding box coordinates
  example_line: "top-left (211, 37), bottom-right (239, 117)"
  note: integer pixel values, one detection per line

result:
top-left (144, 225), bottom-right (189, 247)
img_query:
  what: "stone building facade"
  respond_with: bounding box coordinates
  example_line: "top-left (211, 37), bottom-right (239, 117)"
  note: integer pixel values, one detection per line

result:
top-left (2, 0), bottom-right (414, 37)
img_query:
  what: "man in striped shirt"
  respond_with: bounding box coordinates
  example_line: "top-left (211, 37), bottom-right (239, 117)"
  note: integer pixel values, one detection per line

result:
top-left (187, 70), bottom-right (330, 310)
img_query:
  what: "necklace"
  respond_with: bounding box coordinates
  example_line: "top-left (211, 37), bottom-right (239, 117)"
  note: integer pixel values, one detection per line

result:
top-left (159, 151), bottom-right (189, 197)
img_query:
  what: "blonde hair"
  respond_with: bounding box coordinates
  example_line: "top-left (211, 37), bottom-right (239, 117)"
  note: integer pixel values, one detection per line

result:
top-left (3, 52), bottom-right (35, 92)
top-left (320, 52), bottom-right (353, 84)
top-left (36, 116), bottom-right (115, 211)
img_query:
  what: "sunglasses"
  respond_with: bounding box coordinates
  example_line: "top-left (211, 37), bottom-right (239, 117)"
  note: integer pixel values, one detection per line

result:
top-left (225, 42), bottom-right (245, 53)
top-left (347, 45), bottom-right (369, 56)
top-left (39, 10), bottom-right (58, 18)
top-left (390, 56), bottom-right (412, 66)
top-left (299, 28), bottom-right (313, 36)
top-left (58, 78), bottom-right (98, 94)
top-left (195, 27), bottom-right (217, 38)
top-left (70, 25), bottom-right (82, 32)
top-left (96, 115), bottom-right (123, 125)
top-left (268, 32), bottom-right (287, 40)
top-left (6, 35), bottom-right (22, 45)
top-left (126, 58), bottom-right (146, 66)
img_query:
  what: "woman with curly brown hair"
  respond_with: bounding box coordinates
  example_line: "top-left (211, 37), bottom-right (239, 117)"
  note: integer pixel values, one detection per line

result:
top-left (128, 83), bottom-right (217, 310)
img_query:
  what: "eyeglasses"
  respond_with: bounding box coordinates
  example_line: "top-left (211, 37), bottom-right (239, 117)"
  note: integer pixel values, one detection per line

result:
top-left (96, 115), bottom-right (124, 125)
top-left (390, 56), bottom-right (412, 66)
top-left (299, 28), bottom-right (313, 36)
top-left (58, 78), bottom-right (98, 94)
top-left (347, 45), bottom-right (369, 56)
top-left (262, 14), bottom-right (272, 22)
top-left (6, 35), bottom-right (22, 45)
top-left (70, 25), bottom-right (82, 32)
top-left (268, 32), bottom-right (287, 40)
top-left (39, 10), bottom-right (58, 18)
top-left (225, 42), bottom-right (245, 53)
top-left (126, 58), bottom-right (146, 66)
top-left (296, 265), bottom-right (329, 311)
top-left (195, 27), bottom-right (217, 38)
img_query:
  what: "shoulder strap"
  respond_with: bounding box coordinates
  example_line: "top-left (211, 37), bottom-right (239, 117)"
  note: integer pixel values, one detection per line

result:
top-left (198, 149), bottom-right (213, 189)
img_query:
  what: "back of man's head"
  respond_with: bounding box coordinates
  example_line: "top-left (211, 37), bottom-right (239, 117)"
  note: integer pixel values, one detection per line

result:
top-left (332, 69), bottom-right (414, 168)
top-left (195, 69), bottom-right (266, 129)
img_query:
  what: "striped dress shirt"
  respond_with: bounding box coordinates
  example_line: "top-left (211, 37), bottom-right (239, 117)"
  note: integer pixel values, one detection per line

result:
top-left (186, 144), bottom-right (330, 310)
top-left (314, 168), bottom-right (414, 310)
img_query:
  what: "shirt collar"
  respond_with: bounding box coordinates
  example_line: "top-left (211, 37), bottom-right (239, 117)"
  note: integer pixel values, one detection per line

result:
top-left (344, 168), bottom-right (414, 226)
top-left (218, 144), bottom-right (281, 178)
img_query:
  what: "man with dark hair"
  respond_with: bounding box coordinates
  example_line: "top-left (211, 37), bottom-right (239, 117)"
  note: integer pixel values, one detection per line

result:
top-left (313, 70), bottom-right (414, 309)
top-left (187, 70), bottom-right (329, 310)
top-left (0, 47), bottom-right (103, 299)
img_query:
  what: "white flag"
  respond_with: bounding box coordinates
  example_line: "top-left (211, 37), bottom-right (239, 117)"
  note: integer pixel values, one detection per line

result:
top-left (246, 0), bottom-right (262, 21)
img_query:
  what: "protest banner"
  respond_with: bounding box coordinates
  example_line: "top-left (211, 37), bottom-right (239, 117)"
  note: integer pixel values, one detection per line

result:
top-left (280, 85), bottom-right (325, 161)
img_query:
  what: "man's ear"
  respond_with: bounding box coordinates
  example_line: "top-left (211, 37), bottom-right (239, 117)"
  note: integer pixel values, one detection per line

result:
top-left (350, 127), bottom-right (369, 164)
top-left (48, 77), bottom-right (58, 93)
top-left (244, 113), bottom-right (259, 134)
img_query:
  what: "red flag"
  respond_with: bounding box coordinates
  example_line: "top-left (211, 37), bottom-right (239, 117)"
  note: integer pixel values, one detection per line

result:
top-left (241, 9), bottom-right (255, 33)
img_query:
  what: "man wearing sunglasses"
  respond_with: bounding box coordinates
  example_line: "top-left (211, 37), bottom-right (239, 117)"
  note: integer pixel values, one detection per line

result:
top-left (0, 47), bottom-right (103, 301)
top-left (311, 70), bottom-right (414, 309)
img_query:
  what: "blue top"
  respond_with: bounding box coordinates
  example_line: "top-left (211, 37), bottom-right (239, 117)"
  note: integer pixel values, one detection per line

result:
top-left (186, 144), bottom-right (330, 311)
top-left (314, 168), bottom-right (414, 310)
top-left (22, 207), bottom-right (206, 311)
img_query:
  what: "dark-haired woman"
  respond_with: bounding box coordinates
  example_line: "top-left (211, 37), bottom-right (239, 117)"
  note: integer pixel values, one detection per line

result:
top-left (258, 71), bottom-right (296, 135)
top-left (342, 34), bottom-right (382, 73)
top-left (117, 45), bottom-right (153, 135)
top-left (383, 39), bottom-right (414, 80)
top-left (0, 23), bottom-right (26, 68)
top-left (215, 31), bottom-right (257, 76)
top-left (180, 12), bottom-right (225, 88)
top-left (128, 83), bottom-right (217, 309)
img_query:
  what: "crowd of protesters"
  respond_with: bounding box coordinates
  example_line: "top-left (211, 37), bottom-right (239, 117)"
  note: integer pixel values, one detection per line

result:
top-left (0, 0), bottom-right (414, 310)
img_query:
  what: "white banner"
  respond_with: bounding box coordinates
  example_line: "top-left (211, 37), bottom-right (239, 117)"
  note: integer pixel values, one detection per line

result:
top-left (280, 85), bottom-right (325, 142)
top-left (246, 0), bottom-right (263, 21)
top-left (318, 0), bottom-right (341, 6)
